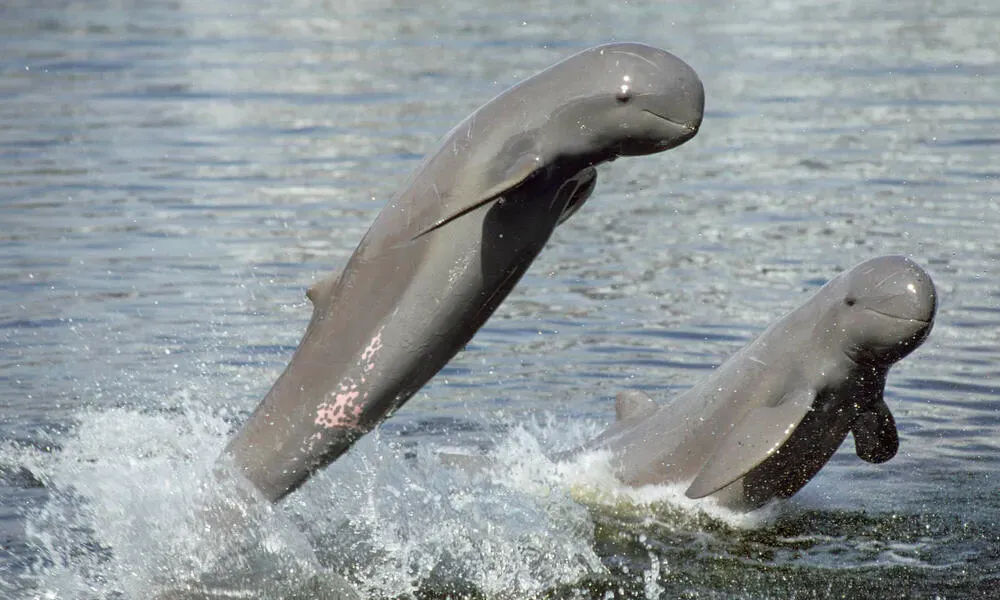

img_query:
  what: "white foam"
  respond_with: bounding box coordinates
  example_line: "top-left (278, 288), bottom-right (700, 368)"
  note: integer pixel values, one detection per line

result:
top-left (472, 417), bottom-right (782, 532)
top-left (9, 401), bottom-right (782, 599)
top-left (8, 402), bottom-right (606, 599)
top-left (9, 394), bottom-right (334, 600)
top-left (290, 425), bottom-right (607, 599)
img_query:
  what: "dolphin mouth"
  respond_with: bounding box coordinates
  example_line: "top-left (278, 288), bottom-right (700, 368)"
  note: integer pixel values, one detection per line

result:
top-left (643, 108), bottom-right (700, 141)
top-left (863, 307), bottom-right (932, 324)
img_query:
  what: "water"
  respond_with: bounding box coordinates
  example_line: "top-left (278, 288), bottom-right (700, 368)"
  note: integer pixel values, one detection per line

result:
top-left (1, 0), bottom-right (998, 598)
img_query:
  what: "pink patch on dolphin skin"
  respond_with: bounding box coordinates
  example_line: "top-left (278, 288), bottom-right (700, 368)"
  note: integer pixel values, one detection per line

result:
top-left (313, 328), bottom-right (386, 431)
top-left (360, 329), bottom-right (384, 370)
top-left (315, 387), bottom-right (363, 429)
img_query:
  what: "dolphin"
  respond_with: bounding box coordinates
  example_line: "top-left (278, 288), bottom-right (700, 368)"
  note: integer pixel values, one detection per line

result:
top-left (580, 255), bottom-right (937, 511)
top-left (223, 42), bottom-right (705, 502)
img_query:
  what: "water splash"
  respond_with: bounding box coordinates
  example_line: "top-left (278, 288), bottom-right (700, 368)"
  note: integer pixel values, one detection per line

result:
top-left (7, 398), bottom-right (987, 600)
top-left (6, 399), bottom-right (354, 600)
top-left (28, 392), bottom-right (985, 600)
top-left (6, 402), bottom-right (618, 599)
top-left (289, 423), bottom-right (608, 599)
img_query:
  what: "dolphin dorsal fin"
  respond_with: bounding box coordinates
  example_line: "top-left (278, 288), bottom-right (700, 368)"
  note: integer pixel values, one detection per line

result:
top-left (685, 387), bottom-right (816, 499)
top-left (306, 274), bottom-right (340, 308)
top-left (615, 390), bottom-right (657, 421)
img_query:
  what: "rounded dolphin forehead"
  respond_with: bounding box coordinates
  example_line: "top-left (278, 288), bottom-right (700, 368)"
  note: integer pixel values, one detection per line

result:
top-left (586, 44), bottom-right (702, 94)
top-left (846, 257), bottom-right (933, 298)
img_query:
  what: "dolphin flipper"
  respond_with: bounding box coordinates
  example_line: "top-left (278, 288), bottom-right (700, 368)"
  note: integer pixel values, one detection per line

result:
top-left (555, 167), bottom-right (597, 226)
top-left (615, 390), bottom-right (658, 421)
top-left (411, 141), bottom-right (544, 241)
top-left (852, 397), bottom-right (898, 464)
top-left (685, 388), bottom-right (816, 499)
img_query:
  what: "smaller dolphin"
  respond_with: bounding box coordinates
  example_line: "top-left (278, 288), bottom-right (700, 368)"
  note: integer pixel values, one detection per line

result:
top-left (580, 256), bottom-right (937, 511)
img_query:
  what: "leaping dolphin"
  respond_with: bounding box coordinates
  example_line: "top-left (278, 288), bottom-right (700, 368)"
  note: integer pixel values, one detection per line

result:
top-left (223, 42), bottom-right (705, 502)
top-left (578, 255), bottom-right (937, 511)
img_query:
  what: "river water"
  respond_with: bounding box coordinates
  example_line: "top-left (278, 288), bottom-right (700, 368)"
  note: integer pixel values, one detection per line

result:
top-left (1, 0), bottom-right (998, 598)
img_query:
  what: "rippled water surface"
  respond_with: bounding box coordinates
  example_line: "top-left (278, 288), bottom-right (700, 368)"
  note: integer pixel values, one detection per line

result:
top-left (1, 1), bottom-right (998, 598)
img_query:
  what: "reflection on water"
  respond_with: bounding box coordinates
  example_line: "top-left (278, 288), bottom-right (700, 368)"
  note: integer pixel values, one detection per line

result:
top-left (1, 0), bottom-right (998, 598)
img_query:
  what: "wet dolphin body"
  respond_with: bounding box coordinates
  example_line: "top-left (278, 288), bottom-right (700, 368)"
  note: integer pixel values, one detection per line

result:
top-left (224, 42), bottom-right (705, 502)
top-left (580, 256), bottom-right (937, 511)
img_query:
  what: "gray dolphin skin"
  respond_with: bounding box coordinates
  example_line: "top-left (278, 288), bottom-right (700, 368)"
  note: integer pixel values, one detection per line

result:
top-left (223, 42), bottom-right (705, 502)
top-left (582, 255), bottom-right (937, 511)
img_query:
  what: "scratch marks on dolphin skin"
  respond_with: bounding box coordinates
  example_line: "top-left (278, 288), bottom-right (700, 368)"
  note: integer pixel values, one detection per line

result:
top-left (609, 49), bottom-right (661, 71)
top-left (448, 252), bottom-right (473, 287)
top-left (314, 328), bottom-right (384, 430)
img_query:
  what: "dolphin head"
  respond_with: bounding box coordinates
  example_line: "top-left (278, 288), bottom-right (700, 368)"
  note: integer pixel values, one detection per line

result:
top-left (543, 42), bottom-right (705, 159)
top-left (831, 256), bottom-right (937, 365)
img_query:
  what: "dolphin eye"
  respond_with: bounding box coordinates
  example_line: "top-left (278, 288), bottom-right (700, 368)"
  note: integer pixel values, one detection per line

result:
top-left (616, 85), bottom-right (632, 104)
top-left (845, 298), bottom-right (857, 307)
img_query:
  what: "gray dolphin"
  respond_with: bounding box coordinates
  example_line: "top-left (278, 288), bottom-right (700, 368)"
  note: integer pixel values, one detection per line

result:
top-left (581, 255), bottom-right (937, 511)
top-left (223, 42), bottom-right (705, 502)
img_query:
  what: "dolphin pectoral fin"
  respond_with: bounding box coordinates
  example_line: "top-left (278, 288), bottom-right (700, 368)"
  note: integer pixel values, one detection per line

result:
top-left (685, 388), bottom-right (816, 499)
top-left (410, 152), bottom-right (543, 241)
top-left (852, 397), bottom-right (898, 464)
top-left (410, 192), bottom-right (505, 241)
top-left (556, 167), bottom-right (598, 226)
top-left (615, 390), bottom-right (658, 421)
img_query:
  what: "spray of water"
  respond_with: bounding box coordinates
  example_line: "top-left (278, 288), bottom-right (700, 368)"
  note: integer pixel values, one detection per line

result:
top-left (6, 394), bottom-right (777, 600)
